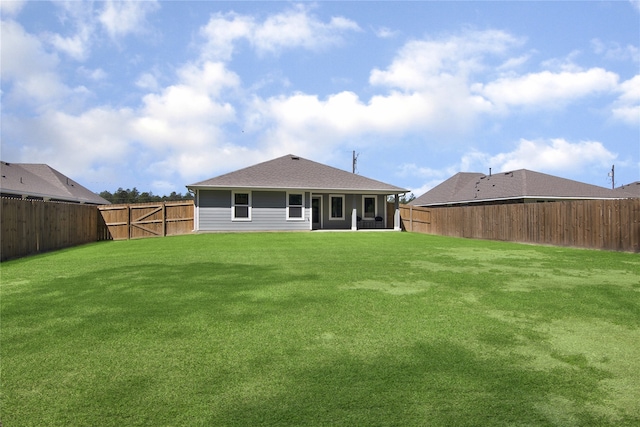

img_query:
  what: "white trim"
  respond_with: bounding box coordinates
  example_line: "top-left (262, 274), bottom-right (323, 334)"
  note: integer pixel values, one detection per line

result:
top-left (362, 195), bottom-right (377, 220)
top-left (329, 194), bottom-right (345, 220)
top-left (232, 190), bottom-right (252, 221)
top-left (194, 189), bottom-right (200, 231)
top-left (286, 191), bottom-right (305, 221)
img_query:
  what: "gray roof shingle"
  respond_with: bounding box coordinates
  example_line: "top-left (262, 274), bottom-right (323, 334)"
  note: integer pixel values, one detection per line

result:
top-left (410, 169), bottom-right (634, 207)
top-left (188, 154), bottom-right (408, 194)
top-left (614, 181), bottom-right (640, 198)
top-left (1, 161), bottom-right (110, 204)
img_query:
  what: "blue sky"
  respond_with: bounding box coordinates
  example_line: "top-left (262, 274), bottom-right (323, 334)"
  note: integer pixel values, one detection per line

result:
top-left (2, 1), bottom-right (639, 197)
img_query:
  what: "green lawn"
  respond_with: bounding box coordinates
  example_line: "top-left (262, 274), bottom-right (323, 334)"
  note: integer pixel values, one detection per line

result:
top-left (1, 232), bottom-right (639, 426)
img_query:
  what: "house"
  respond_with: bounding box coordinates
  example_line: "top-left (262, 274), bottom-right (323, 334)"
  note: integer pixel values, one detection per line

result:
top-left (0, 161), bottom-right (110, 205)
top-left (187, 154), bottom-right (408, 231)
top-left (410, 169), bottom-right (637, 207)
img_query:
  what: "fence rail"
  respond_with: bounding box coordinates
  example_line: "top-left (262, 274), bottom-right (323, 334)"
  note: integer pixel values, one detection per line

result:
top-left (399, 199), bottom-right (640, 252)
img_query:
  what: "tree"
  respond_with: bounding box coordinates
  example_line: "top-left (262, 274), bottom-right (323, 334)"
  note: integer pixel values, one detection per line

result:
top-left (99, 187), bottom-right (194, 204)
top-left (387, 193), bottom-right (416, 204)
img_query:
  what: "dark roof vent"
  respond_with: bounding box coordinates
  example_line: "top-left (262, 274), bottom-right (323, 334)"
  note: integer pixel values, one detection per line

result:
top-left (291, 156), bottom-right (300, 160)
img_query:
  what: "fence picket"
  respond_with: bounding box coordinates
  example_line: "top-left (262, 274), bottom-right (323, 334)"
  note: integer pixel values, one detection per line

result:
top-left (398, 199), bottom-right (640, 252)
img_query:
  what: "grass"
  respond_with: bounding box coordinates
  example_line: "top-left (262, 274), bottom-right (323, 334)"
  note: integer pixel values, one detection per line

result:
top-left (1, 232), bottom-right (639, 426)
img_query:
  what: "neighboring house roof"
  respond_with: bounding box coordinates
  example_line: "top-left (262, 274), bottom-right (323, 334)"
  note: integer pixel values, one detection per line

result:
top-left (614, 181), bottom-right (640, 198)
top-left (188, 154), bottom-right (409, 194)
top-left (410, 169), bottom-right (633, 207)
top-left (0, 161), bottom-right (110, 205)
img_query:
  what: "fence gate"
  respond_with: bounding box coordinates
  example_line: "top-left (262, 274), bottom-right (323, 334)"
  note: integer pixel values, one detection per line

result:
top-left (98, 201), bottom-right (194, 240)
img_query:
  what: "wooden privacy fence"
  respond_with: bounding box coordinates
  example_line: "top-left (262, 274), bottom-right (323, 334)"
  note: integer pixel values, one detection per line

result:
top-left (1, 199), bottom-right (195, 261)
top-left (399, 199), bottom-right (640, 252)
top-left (98, 201), bottom-right (194, 240)
top-left (1, 198), bottom-right (101, 261)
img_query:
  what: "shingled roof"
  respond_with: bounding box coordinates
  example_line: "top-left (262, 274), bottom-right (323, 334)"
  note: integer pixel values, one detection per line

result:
top-left (614, 181), bottom-right (640, 198)
top-left (188, 154), bottom-right (408, 194)
top-left (0, 161), bottom-right (110, 205)
top-left (410, 169), bottom-right (632, 207)
top-left (187, 154), bottom-right (409, 194)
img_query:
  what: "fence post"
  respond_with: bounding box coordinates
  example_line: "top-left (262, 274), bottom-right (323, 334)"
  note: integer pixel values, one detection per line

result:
top-left (162, 202), bottom-right (167, 237)
top-left (410, 205), bottom-right (413, 232)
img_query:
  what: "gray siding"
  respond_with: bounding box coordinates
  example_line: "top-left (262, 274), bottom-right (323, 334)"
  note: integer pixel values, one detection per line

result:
top-left (197, 189), bottom-right (310, 231)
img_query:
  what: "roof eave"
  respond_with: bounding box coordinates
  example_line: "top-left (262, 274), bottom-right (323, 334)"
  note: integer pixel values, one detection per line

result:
top-left (187, 184), bottom-right (408, 194)
top-left (414, 195), bottom-right (627, 207)
top-left (0, 188), bottom-right (108, 204)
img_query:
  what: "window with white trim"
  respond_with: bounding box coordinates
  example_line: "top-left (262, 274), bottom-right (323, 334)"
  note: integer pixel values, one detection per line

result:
top-left (287, 192), bottom-right (304, 220)
top-left (232, 191), bottom-right (251, 221)
top-left (329, 195), bottom-right (344, 220)
top-left (363, 196), bottom-right (377, 220)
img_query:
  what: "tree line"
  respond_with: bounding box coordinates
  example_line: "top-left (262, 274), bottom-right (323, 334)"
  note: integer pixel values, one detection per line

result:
top-left (99, 188), bottom-right (194, 204)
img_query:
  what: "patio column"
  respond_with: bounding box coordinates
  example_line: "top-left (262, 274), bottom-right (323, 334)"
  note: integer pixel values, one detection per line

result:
top-left (351, 195), bottom-right (358, 230)
top-left (394, 194), bottom-right (401, 231)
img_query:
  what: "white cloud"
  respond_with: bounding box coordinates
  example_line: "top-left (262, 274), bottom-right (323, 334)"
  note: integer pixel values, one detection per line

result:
top-left (0, 0), bottom-right (26, 16)
top-left (612, 75), bottom-right (640, 125)
top-left (12, 107), bottom-right (135, 177)
top-left (592, 38), bottom-right (640, 62)
top-left (98, 0), bottom-right (159, 39)
top-left (249, 90), bottom-right (436, 150)
top-left (47, 30), bottom-right (92, 61)
top-left (135, 72), bottom-right (159, 91)
top-left (473, 68), bottom-right (619, 110)
top-left (125, 60), bottom-right (245, 182)
top-left (40, 1), bottom-right (97, 61)
top-left (176, 61), bottom-right (240, 97)
top-left (49, 31), bottom-right (89, 61)
top-left (373, 26), bottom-right (398, 39)
top-left (247, 29), bottom-right (533, 148)
top-left (199, 5), bottom-right (360, 61)
top-left (78, 66), bottom-right (107, 81)
top-left (369, 29), bottom-right (523, 91)
top-left (0, 19), bottom-right (71, 107)
top-left (252, 8), bottom-right (360, 54)
top-left (1, 20), bottom-right (57, 80)
top-left (199, 12), bottom-right (254, 61)
top-left (134, 84), bottom-right (235, 147)
top-left (463, 138), bottom-right (617, 174)
top-left (497, 53), bottom-right (532, 71)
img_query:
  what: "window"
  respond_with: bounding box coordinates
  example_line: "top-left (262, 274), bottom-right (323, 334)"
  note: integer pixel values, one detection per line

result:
top-left (363, 196), bottom-right (376, 219)
top-left (232, 191), bottom-right (251, 220)
top-left (329, 195), bottom-right (344, 220)
top-left (287, 192), bottom-right (304, 220)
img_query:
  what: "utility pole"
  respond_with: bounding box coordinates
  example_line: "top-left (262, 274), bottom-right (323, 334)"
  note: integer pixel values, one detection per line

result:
top-left (352, 150), bottom-right (359, 174)
top-left (608, 165), bottom-right (615, 189)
